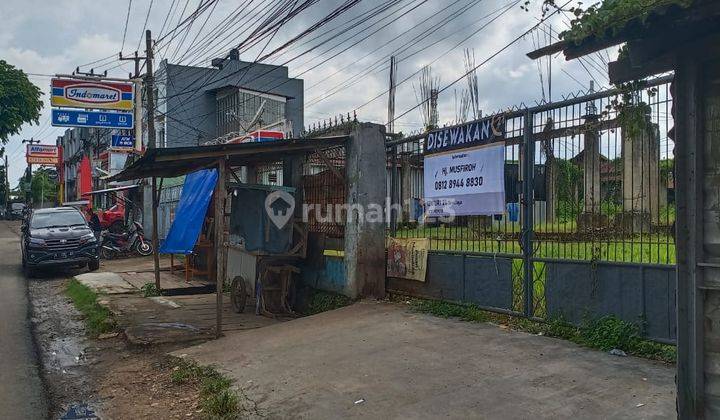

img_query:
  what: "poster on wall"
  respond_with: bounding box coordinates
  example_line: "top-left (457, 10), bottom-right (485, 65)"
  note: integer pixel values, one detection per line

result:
top-left (386, 237), bottom-right (430, 282)
top-left (423, 115), bottom-right (506, 216)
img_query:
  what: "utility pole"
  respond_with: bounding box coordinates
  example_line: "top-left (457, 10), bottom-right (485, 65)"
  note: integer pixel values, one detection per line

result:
top-left (22, 138), bottom-right (40, 205)
top-left (145, 29), bottom-right (161, 292)
top-left (4, 154), bottom-right (9, 212)
top-left (387, 55), bottom-right (396, 134)
top-left (119, 50), bottom-right (145, 79)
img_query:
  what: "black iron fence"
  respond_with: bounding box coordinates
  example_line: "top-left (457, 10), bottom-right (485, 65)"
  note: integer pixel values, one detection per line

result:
top-left (386, 75), bottom-right (677, 342)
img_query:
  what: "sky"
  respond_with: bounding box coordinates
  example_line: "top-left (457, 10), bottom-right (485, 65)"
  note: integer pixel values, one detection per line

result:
top-left (0, 0), bottom-right (615, 186)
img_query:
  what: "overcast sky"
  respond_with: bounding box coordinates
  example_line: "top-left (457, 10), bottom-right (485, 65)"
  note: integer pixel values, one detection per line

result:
top-left (1, 0), bottom-right (614, 186)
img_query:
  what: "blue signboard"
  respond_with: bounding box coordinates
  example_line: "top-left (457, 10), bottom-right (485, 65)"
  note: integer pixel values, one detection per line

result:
top-left (111, 134), bottom-right (134, 150)
top-left (52, 108), bottom-right (133, 129)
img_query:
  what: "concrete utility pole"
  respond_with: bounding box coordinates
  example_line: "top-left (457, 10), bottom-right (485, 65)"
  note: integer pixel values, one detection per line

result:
top-left (119, 50), bottom-right (144, 79)
top-left (21, 138), bottom-right (40, 205)
top-left (4, 155), bottom-right (9, 212)
top-left (144, 29), bottom-right (162, 292)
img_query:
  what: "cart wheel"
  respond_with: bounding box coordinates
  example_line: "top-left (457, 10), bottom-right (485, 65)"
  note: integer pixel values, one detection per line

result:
top-left (230, 276), bottom-right (247, 313)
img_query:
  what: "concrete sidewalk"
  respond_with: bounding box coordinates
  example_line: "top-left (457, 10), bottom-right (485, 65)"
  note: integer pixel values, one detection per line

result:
top-left (175, 301), bottom-right (675, 419)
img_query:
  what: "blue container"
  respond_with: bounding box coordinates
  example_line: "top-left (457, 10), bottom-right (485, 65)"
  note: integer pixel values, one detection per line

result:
top-left (507, 202), bottom-right (520, 222)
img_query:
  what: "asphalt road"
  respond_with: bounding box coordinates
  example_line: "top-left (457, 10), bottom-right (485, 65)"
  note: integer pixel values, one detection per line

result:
top-left (0, 221), bottom-right (48, 419)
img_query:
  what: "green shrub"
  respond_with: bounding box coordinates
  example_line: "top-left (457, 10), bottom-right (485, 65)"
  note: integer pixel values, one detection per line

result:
top-left (65, 279), bottom-right (116, 336)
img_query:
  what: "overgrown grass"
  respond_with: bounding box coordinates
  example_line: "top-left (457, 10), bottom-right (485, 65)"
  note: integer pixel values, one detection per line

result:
top-left (66, 279), bottom-right (116, 336)
top-left (302, 289), bottom-right (354, 315)
top-left (170, 358), bottom-right (240, 419)
top-left (402, 296), bottom-right (676, 363)
top-left (140, 282), bottom-right (160, 297)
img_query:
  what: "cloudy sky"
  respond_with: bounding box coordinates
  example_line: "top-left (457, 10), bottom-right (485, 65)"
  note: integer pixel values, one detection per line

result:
top-left (1, 0), bottom-right (614, 185)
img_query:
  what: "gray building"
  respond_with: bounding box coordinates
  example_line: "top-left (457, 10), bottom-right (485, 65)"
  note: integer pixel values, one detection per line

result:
top-left (145, 56), bottom-right (304, 238)
top-left (154, 55), bottom-right (304, 147)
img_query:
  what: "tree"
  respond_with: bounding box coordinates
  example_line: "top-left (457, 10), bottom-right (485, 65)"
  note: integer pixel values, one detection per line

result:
top-left (0, 60), bottom-right (43, 143)
top-left (30, 169), bottom-right (58, 206)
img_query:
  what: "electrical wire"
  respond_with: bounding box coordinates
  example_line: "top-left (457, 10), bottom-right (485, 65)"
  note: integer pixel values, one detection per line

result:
top-left (386, 0), bottom-right (574, 127)
top-left (120, 0), bottom-right (133, 52)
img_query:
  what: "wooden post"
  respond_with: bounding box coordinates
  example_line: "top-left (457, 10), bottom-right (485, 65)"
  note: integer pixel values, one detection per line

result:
top-left (152, 176), bottom-right (161, 291)
top-left (214, 158), bottom-right (227, 338)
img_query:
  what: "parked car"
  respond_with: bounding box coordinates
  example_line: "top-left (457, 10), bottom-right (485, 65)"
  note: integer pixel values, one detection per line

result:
top-left (21, 207), bottom-right (100, 276)
top-left (97, 204), bottom-right (125, 233)
top-left (10, 202), bottom-right (25, 220)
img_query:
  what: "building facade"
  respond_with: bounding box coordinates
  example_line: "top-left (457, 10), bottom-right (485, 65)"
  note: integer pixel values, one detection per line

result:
top-left (154, 55), bottom-right (304, 147)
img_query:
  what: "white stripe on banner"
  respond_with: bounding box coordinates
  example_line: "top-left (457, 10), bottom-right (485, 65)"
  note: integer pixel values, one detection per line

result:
top-left (423, 142), bottom-right (506, 216)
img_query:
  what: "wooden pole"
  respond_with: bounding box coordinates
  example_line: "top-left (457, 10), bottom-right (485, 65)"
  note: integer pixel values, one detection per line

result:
top-left (214, 158), bottom-right (227, 338)
top-left (152, 177), bottom-right (160, 291)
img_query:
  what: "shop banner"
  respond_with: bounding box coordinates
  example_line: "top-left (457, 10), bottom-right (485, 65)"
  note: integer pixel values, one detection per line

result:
top-left (51, 78), bottom-right (134, 111)
top-left (26, 144), bottom-right (60, 165)
top-left (110, 134), bottom-right (134, 151)
top-left (52, 109), bottom-right (133, 129)
top-left (386, 237), bottom-right (430, 282)
top-left (423, 142), bottom-right (506, 216)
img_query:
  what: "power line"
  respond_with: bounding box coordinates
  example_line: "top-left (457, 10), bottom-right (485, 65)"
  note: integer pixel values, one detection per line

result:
top-left (120, 0), bottom-right (133, 52)
top-left (155, 0), bottom-right (336, 110)
top-left (351, 0), bottom-right (519, 113)
top-left (305, 0), bottom-right (513, 107)
top-left (386, 0), bottom-right (573, 126)
top-left (135, 0), bottom-right (155, 53)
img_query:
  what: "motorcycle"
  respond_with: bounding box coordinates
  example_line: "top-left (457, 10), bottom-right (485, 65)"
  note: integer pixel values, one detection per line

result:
top-left (100, 221), bottom-right (154, 259)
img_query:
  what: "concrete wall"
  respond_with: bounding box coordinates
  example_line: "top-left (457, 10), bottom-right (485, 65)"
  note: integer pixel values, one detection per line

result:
top-left (387, 252), bottom-right (676, 343)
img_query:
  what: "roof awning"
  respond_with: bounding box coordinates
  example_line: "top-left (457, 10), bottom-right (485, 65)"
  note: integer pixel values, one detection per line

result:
top-left (81, 185), bottom-right (140, 195)
top-left (107, 136), bottom-right (348, 182)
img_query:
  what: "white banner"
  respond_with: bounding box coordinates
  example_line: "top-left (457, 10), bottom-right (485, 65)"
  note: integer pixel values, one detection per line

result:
top-left (423, 142), bottom-right (505, 216)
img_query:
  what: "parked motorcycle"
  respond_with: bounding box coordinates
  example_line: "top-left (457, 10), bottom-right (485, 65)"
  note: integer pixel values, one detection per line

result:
top-left (100, 221), bottom-right (153, 259)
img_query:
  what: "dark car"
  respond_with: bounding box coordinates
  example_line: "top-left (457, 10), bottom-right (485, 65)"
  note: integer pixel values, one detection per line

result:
top-left (21, 207), bottom-right (100, 276)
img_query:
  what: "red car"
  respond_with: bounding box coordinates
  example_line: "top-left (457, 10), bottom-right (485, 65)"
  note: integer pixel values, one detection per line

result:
top-left (97, 204), bottom-right (125, 233)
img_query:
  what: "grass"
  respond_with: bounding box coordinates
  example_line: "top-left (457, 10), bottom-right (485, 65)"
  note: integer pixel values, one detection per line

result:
top-left (393, 226), bottom-right (676, 264)
top-left (140, 282), bottom-right (160, 297)
top-left (302, 288), bottom-right (354, 315)
top-left (66, 279), bottom-right (116, 336)
top-left (170, 358), bottom-right (240, 419)
top-left (401, 296), bottom-right (676, 363)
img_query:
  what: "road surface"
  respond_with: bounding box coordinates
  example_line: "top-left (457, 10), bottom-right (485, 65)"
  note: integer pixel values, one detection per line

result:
top-left (0, 221), bottom-right (48, 418)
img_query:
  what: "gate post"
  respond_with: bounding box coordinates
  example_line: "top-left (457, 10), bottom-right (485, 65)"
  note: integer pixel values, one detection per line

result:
top-left (522, 109), bottom-right (535, 317)
top-left (344, 123), bottom-right (387, 299)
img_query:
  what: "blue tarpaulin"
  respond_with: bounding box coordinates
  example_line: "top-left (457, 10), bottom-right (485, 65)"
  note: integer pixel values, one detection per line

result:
top-left (159, 169), bottom-right (218, 254)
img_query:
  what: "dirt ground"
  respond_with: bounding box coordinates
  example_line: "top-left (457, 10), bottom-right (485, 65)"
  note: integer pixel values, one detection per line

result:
top-left (29, 273), bottom-right (209, 419)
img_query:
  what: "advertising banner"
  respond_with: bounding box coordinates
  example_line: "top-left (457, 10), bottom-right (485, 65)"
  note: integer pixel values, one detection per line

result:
top-left (26, 144), bottom-right (60, 165)
top-left (423, 142), bottom-right (506, 216)
top-left (110, 134), bottom-right (134, 151)
top-left (386, 237), bottom-right (430, 282)
top-left (51, 78), bottom-right (134, 111)
top-left (52, 109), bottom-right (133, 129)
top-left (426, 114), bottom-right (505, 154)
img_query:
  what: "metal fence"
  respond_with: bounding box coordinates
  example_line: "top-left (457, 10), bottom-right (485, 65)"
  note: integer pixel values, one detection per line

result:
top-left (386, 75), bottom-right (677, 341)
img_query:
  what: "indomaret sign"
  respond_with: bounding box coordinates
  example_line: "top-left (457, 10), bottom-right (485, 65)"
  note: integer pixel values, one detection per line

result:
top-left (423, 115), bottom-right (506, 216)
top-left (51, 78), bottom-right (134, 111)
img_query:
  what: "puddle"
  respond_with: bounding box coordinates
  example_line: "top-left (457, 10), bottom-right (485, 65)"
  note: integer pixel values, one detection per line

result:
top-left (60, 402), bottom-right (99, 419)
top-left (48, 336), bottom-right (87, 371)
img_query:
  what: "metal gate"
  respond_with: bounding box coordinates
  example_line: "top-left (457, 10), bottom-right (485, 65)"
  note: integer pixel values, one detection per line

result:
top-left (386, 75), bottom-right (676, 342)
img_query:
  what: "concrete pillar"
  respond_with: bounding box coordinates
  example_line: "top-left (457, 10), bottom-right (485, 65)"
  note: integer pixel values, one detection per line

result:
top-left (344, 123), bottom-right (387, 299)
top-left (701, 63), bottom-right (720, 418)
top-left (583, 129), bottom-right (601, 213)
top-left (621, 122), bottom-right (661, 220)
top-left (400, 154), bottom-right (412, 222)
